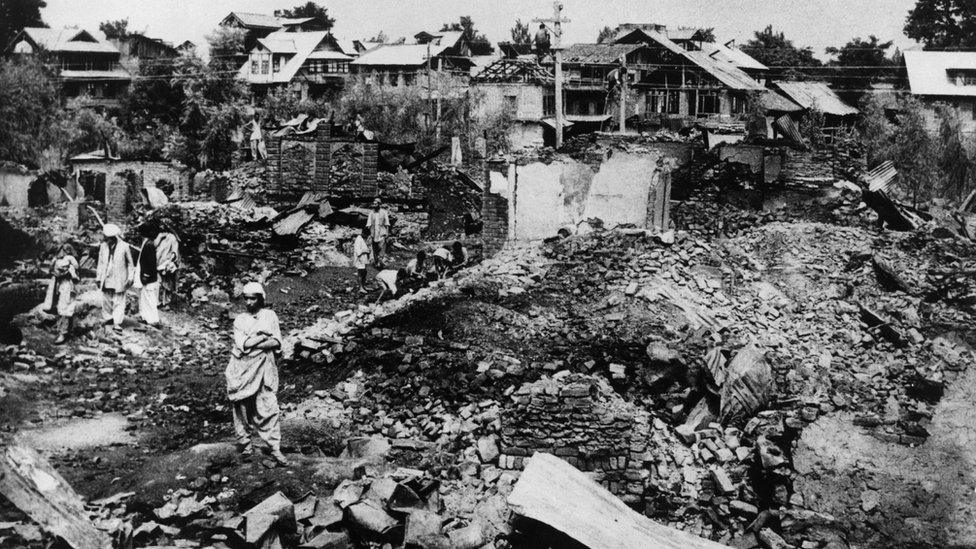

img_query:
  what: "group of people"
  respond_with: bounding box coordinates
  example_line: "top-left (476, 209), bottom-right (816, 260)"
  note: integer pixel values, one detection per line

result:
top-left (43, 222), bottom-right (180, 343)
top-left (355, 226), bottom-right (470, 301)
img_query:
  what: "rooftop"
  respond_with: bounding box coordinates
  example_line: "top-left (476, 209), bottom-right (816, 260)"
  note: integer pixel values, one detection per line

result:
top-left (904, 50), bottom-right (976, 98)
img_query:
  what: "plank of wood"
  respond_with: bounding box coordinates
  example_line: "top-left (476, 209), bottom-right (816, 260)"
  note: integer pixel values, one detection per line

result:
top-left (0, 444), bottom-right (111, 549)
top-left (508, 453), bottom-right (732, 549)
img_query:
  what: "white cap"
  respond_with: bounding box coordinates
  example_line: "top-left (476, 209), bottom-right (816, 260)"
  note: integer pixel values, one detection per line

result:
top-left (242, 282), bottom-right (265, 297)
top-left (103, 223), bottom-right (121, 237)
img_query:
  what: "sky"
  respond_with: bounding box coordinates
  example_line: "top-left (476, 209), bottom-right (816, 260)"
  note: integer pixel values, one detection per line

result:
top-left (41, 0), bottom-right (921, 58)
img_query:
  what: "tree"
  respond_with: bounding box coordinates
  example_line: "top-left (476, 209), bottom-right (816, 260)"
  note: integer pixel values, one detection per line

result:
top-left (698, 28), bottom-right (716, 42)
top-left (0, 0), bottom-right (46, 53)
top-left (904, 0), bottom-right (976, 50)
top-left (278, 2), bottom-right (335, 30)
top-left (741, 25), bottom-right (822, 72)
top-left (205, 26), bottom-right (246, 71)
top-left (367, 30), bottom-right (388, 44)
top-left (0, 57), bottom-right (58, 167)
top-left (510, 19), bottom-right (531, 45)
top-left (596, 26), bottom-right (615, 44)
top-left (441, 16), bottom-right (489, 44)
top-left (99, 19), bottom-right (129, 40)
top-left (826, 35), bottom-right (895, 95)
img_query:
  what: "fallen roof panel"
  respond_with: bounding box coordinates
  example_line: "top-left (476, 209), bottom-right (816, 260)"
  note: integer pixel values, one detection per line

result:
top-left (773, 81), bottom-right (859, 116)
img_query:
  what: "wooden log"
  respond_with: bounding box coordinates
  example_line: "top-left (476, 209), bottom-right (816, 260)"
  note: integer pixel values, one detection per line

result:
top-left (508, 453), bottom-right (732, 549)
top-left (871, 255), bottom-right (913, 294)
top-left (0, 444), bottom-right (111, 549)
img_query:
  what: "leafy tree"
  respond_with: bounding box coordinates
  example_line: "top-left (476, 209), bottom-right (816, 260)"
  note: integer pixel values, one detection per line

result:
top-left (798, 106), bottom-right (826, 148)
top-left (441, 16), bottom-right (489, 44)
top-left (698, 28), bottom-right (716, 42)
top-left (826, 35), bottom-right (895, 95)
top-left (0, 0), bottom-right (46, 54)
top-left (510, 19), bottom-right (531, 45)
top-left (904, 0), bottom-right (976, 50)
top-left (163, 53), bottom-right (250, 169)
top-left (596, 26), bottom-right (615, 44)
top-left (741, 25), bottom-right (822, 73)
top-left (259, 87), bottom-right (331, 123)
top-left (99, 19), bottom-right (129, 39)
top-left (205, 26), bottom-right (246, 71)
top-left (278, 2), bottom-right (336, 30)
top-left (0, 57), bottom-right (58, 167)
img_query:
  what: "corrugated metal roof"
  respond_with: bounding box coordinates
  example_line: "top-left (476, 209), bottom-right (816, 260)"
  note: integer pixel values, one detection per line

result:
top-left (20, 27), bottom-right (119, 54)
top-left (866, 161), bottom-right (898, 192)
top-left (684, 50), bottom-right (764, 91)
top-left (773, 81), bottom-right (859, 116)
top-left (307, 50), bottom-right (352, 60)
top-left (760, 90), bottom-right (803, 112)
top-left (904, 50), bottom-right (976, 98)
top-left (226, 12), bottom-right (315, 29)
top-left (562, 43), bottom-right (642, 65)
top-left (700, 42), bottom-right (768, 71)
top-left (351, 43), bottom-right (449, 66)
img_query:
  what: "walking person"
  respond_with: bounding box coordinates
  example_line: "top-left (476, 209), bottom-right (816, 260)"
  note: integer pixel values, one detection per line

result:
top-left (155, 225), bottom-right (180, 309)
top-left (353, 226), bottom-right (372, 294)
top-left (43, 243), bottom-right (79, 344)
top-left (95, 223), bottom-right (132, 332)
top-left (136, 224), bottom-right (161, 326)
top-left (366, 198), bottom-right (390, 267)
top-left (225, 282), bottom-right (288, 466)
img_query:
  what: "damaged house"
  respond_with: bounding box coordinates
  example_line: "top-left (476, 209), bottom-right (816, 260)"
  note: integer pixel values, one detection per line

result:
top-left (471, 58), bottom-right (557, 148)
top-left (6, 27), bottom-right (132, 108)
top-left (350, 31), bottom-right (476, 86)
top-left (218, 11), bottom-right (333, 58)
top-left (608, 25), bottom-right (767, 125)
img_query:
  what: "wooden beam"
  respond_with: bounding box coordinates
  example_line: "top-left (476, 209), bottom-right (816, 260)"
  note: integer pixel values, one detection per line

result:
top-left (0, 444), bottom-right (112, 549)
top-left (508, 453), bottom-right (732, 549)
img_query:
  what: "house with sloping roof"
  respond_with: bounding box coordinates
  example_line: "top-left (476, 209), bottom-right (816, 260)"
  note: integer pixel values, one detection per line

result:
top-left (7, 27), bottom-right (131, 108)
top-left (557, 43), bottom-right (657, 130)
top-left (109, 33), bottom-right (178, 73)
top-left (237, 31), bottom-right (353, 98)
top-left (219, 11), bottom-right (332, 53)
top-left (349, 42), bottom-right (474, 86)
top-left (904, 50), bottom-right (976, 133)
top-left (472, 58), bottom-right (556, 147)
top-left (606, 26), bottom-right (767, 125)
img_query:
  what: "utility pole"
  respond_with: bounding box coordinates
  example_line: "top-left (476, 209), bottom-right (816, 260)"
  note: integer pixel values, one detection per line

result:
top-left (426, 41), bottom-right (433, 135)
top-left (534, 2), bottom-right (570, 149)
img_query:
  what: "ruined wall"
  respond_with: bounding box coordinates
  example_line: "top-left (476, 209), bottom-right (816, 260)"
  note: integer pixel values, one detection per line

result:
top-left (73, 160), bottom-right (191, 205)
top-left (265, 124), bottom-right (380, 199)
top-left (0, 167), bottom-right (40, 208)
top-left (780, 149), bottom-right (836, 182)
top-left (718, 145), bottom-right (764, 175)
top-left (499, 375), bottom-right (651, 503)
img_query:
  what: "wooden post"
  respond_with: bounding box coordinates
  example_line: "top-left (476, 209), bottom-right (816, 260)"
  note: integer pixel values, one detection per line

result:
top-left (534, 2), bottom-right (570, 149)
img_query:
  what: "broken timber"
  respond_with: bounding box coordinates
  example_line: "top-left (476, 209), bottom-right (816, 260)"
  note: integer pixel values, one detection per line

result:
top-left (508, 452), bottom-right (732, 549)
top-left (0, 443), bottom-right (112, 549)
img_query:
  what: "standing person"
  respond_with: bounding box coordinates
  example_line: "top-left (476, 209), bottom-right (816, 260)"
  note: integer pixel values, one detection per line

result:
top-left (43, 243), bottom-right (79, 344)
top-left (353, 226), bottom-right (372, 294)
top-left (155, 225), bottom-right (180, 309)
top-left (225, 282), bottom-right (288, 466)
top-left (366, 198), bottom-right (390, 268)
top-left (136, 224), bottom-right (160, 326)
top-left (95, 223), bottom-right (132, 332)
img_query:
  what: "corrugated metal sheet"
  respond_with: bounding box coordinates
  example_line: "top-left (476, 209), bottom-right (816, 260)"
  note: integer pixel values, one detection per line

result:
top-left (866, 161), bottom-right (898, 192)
top-left (297, 191), bottom-right (329, 207)
top-left (22, 27), bottom-right (120, 54)
top-left (905, 50), bottom-right (976, 98)
top-left (700, 42), bottom-right (768, 71)
top-left (773, 81), bottom-right (859, 116)
top-left (774, 114), bottom-right (804, 145)
top-left (683, 51), bottom-right (764, 91)
top-left (273, 208), bottom-right (314, 236)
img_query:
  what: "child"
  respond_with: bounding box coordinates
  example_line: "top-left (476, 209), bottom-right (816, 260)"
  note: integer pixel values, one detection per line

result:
top-left (353, 226), bottom-right (372, 294)
top-left (44, 244), bottom-right (79, 344)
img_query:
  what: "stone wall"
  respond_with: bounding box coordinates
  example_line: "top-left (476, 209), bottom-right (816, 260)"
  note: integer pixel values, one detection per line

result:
top-left (499, 375), bottom-right (651, 503)
top-left (780, 149), bottom-right (836, 183)
top-left (482, 189), bottom-right (509, 255)
top-left (72, 160), bottom-right (192, 205)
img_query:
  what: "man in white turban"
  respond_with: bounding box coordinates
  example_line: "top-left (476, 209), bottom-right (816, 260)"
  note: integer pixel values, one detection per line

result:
top-left (95, 223), bottom-right (132, 331)
top-left (224, 282), bottom-right (288, 465)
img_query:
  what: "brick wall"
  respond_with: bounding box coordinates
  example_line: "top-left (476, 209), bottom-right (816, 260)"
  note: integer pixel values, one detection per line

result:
top-left (267, 131), bottom-right (380, 199)
top-left (76, 160), bottom-right (191, 204)
top-left (313, 124), bottom-right (331, 191)
top-left (482, 161), bottom-right (508, 256)
top-left (499, 375), bottom-right (651, 504)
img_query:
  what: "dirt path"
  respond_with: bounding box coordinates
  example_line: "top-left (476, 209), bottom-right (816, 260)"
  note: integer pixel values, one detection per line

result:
top-left (794, 335), bottom-right (976, 548)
